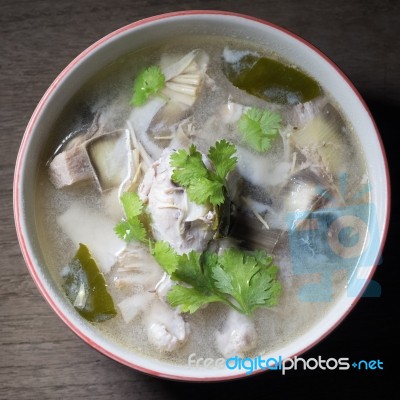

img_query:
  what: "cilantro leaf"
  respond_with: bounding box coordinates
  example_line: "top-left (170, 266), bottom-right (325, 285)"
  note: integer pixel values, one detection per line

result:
top-left (167, 251), bottom-right (227, 313)
top-left (167, 285), bottom-right (222, 314)
top-left (170, 251), bottom-right (213, 292)
top-left (114, 218), bottom-right (147, 243)
top-left (114, 192), bottom-right (149, 243)
top-left (170, 141), bottom-right (237, 206)
top-left (170, 145), bottom-right (208, 186)
top-left (186, 177), bottom-right (225, 206)
top-left (208, 139), bottom-right (238, 180)
top-left (131, 66), bottom-right (166, 106)
top-left (238, 107), bottom-right (282, 152)
top-left (120, 192), bottom-right (143, 219)
top-left (213, 248), bottom-right (282, 315)
top-left (162, 246), bottom-right (281, 316)
top-left (152, 241), bottom-right (179, 274)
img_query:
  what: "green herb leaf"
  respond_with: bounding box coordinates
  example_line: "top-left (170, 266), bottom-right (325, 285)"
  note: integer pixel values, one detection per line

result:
top-left (167, 250), bottom-right (226, 313)
top-left (63, 244), bottom-right (117, 322)
top-left (214, 248), bottom-right (282, 315)
top-left (170, 145), bottom-right (208, 186)
top-left (170, 251), bottom-right (212, 291)
top-left (186, 177), bottom-right (225, 206)
top-left (207, 139), bottom-right (238, 181)
top-left (152, 241), bottom-right (180, 274)
top-left (114, 218), bottom-right (147, 243)
top-left (238, 107), bottom-right (281, 152)
top-left (167, 285), bottom-right (222, 314)
top-left (170, 141), bottom-right (237, 206)
top-left (114, 192), bottom-right (149, 243)
top-left (120, 192), bottom-right (144, 219)
top-left (163, 246), bottom-right (281, 316)
top-left (131, 66), bottom-right (166, 106)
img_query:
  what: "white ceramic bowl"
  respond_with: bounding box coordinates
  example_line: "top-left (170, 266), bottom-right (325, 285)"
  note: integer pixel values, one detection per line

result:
top-left (14, 11), bottom-right (390, 381)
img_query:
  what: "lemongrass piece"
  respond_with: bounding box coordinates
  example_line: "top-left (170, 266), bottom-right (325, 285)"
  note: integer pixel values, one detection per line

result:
top-left (154, 135), bottom-right (174, 140)
top-left (170, 74), bottom-right (201, 85)
top-left (183, 62), bottom-right (199, 74)
top-left (165, 82), bottom-right (198, 96)
top-left (132, 148), bottom-right (140, 170)
top-left (131, 161), bottom-right (142, 184)
top-left (127, 121), bottom-right (153, 168)
top-left (127, 97), bottom-right (165, 160)
top-left (162, 50), bottom-right (199, 81)
top-left (162, 87), bottom-right (196, 107)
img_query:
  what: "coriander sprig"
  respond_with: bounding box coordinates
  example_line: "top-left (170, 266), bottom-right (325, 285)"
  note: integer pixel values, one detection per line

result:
top-left (130, 66), bottom-right (166, 106)
top-left (170, 140), bottom-right (237, 206)
top-left (114, 192), bottom-right (148, 243)
top-left (152, 241), bottom-right (282, 316)
top-left (238, 107), bottom-right (282, 152)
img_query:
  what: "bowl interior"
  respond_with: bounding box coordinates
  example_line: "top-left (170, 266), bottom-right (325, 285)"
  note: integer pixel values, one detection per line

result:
top-left (14, 11), bottom-right (389, 381)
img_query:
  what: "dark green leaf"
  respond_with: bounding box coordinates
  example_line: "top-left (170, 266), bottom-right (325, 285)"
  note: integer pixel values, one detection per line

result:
top-left (223, 54), bottom-right (321, 104)
top-left (63, 244), bottom-right (117, 322)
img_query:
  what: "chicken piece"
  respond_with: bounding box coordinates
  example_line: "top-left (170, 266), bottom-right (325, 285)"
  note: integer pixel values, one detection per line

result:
top-left (145, 300), bottom-right (190, 352)
top-left (117, 292), bottom-right (154, 324)
top-left (114, 244), bottom-right (164, 290)
top-left (281, 169), bottom-right (330, 217)
top-left (215, 310), bottom-right (257, 358)
top-left (138, 149), bottom-right (216, 254)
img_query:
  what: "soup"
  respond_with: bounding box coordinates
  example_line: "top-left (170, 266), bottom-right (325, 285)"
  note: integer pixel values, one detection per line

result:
top-left (36, 35), bottom-right (370, 367)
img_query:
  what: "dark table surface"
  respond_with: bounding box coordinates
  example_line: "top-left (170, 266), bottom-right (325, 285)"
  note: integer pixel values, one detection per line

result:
top-left (1, 0), bottom-right (398, 398)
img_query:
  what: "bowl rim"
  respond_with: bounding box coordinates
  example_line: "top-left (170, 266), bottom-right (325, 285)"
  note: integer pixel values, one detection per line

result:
top-left (13, 10), bottom-right (391, 382)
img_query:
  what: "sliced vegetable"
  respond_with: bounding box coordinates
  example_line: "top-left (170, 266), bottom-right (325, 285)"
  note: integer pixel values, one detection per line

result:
top-left (223, 54), bottom-right (321, 104)
top-left (238, 107), bottom-right (282, 152)
top-left (63, 244), bottom-right (117, 322)
top-left (290, 115), bottom-right (347, 177)
top-left (161, 49), bottom-right (208, 110)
